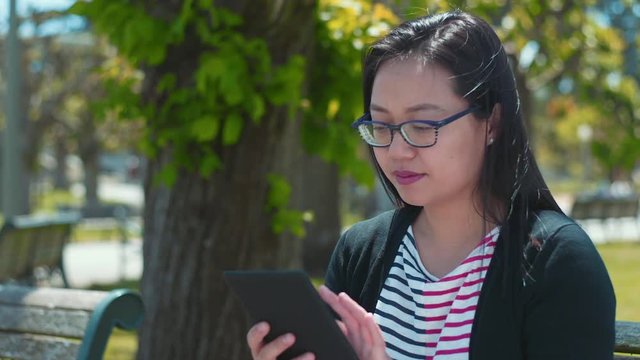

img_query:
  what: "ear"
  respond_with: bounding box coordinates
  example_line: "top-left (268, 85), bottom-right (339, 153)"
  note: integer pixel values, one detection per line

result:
top-left (487, 103), bottom-right (501, 143)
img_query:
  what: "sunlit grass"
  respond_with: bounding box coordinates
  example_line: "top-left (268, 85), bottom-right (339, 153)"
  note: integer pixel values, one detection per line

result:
top-left (597, 241), bottom-right (640, 321)
top-left (104, 329), bottom-right (138, 360)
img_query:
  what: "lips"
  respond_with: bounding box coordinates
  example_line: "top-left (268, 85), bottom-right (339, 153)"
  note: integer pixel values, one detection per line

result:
top-left (393, 170), bottom-right (425, 185)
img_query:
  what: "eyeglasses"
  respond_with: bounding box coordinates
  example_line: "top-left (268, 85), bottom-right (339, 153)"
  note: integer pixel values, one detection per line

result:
top-left (352, 106), bottom-right (478, 148)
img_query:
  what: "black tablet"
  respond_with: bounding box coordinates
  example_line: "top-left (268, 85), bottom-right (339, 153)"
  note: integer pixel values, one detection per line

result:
top-left (223, 270), bottom-right (358, 360)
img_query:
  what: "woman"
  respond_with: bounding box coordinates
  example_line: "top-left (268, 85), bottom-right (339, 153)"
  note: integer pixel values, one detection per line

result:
top-left (247, 10), bottom-right (615, 360)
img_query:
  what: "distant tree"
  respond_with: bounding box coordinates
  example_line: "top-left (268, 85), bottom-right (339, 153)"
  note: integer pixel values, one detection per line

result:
top-left (71, 0), bottom-right (394, 358)
top-left (383, 0), bottom-right (639, 183)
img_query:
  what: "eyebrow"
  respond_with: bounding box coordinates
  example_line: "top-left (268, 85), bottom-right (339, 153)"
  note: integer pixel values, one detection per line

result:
top-left (370, 102), bottom-right (444, 113)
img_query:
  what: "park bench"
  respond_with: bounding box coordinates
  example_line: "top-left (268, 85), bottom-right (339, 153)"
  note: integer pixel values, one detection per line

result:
top-left (571, 194), bottom-right (639, 221)
top-left (0, 213), bottom-right (80, 287)
top-left (615, 321), bottom-right (640, 359)
top-left (0, 284), bottom-right (144, 360)
top-left (570, 193), bottom-right (640, 240)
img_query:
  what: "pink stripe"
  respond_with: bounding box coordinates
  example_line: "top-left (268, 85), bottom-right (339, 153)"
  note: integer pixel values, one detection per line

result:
top-left (435, 347), bottom-right (470, 355)
top-left (423, 300), bottom-right (453, 309)
top-left (439, 333), bottom-right (471, 342)
top-left (476, 234), bottom-right (497, 248)
top-left (423, 285), bottom-right (461, 296)
top-left (454, 290), bottom-right (481, 301)
top-left (425, 306), bottom-right (476, 322)
top-left (422, 277), bottom-right (484, 298)
top-left (449, 304), bottom-right (477, 314)
top-left (425, 314), bottom-right (447, 322)
top-left (426, 328), bottom-right (442, 335)
top-left (459, 277), bottom-right (485, 289)
top-left (461, 253), bottom-right (493, 265)
top-left (444, 319), bottom-right (474, 328)
top-left (439, 265), bottom-right (489, 282)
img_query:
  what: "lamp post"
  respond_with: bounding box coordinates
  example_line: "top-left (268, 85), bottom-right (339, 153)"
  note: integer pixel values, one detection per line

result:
top-left (577, 124), bottom-right (593, 183)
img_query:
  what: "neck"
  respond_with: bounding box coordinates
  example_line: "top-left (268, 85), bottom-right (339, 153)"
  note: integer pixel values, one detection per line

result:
top-left (413, 195), bottom-right (494, 250)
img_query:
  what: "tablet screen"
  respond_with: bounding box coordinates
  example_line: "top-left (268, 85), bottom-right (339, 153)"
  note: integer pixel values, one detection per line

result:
top-left (224, 270), bottom-right (358, 360)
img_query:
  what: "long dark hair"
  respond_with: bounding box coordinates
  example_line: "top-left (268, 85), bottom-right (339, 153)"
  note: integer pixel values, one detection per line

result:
top-left (362, 10), bottom-right (562, 286)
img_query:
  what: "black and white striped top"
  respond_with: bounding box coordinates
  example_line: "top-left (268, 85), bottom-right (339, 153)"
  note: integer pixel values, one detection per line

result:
top-left (374, 226), bottom-right (499, 360)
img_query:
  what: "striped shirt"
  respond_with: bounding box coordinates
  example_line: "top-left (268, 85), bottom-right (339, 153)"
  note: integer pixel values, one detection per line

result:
top-left (374, 226), bottom-right (499, 360)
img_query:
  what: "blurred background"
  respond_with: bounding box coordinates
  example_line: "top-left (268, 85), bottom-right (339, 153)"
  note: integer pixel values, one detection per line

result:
top-left (0, 0), bottom-right (638, 359)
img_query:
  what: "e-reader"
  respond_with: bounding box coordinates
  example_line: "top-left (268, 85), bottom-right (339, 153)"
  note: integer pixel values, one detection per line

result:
top-left (223, 270), bottom-right (358, 360)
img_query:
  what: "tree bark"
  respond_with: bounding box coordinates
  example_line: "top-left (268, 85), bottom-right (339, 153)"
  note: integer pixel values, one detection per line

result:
top-left (52, 140), bottom-right (69, 190)
top-left (136, 1), bottom-right (316, 359)
top-left (300, 155), bottom-right (340, 278)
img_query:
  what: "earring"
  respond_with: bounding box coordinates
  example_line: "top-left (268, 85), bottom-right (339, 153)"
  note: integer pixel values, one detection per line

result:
top-left (488, 138), bottom-right (494, 145)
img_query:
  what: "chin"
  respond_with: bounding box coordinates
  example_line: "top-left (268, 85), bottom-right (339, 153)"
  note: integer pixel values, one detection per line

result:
top-left (397, 193), bottom-right (431, 207)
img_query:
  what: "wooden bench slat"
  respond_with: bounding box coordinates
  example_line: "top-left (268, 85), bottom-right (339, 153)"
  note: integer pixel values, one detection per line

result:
top-left (616, 321), bottom-right (640, 354)
top-left (0, 305), bottom-right (91, 338)
top-left (0, 285), bottom-right (144, 359)
top-left (0, 285), bottom-right (107, 311)
top-left (0, 331), bottom-right (80, 360)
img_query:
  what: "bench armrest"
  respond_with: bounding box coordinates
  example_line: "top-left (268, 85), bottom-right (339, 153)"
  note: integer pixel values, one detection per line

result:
top-left (76, 289), bottom-right (144, 360)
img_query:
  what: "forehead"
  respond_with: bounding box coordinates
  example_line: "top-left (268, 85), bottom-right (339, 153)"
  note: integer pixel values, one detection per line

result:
top-left (371, 58), bottom-right (463, 109)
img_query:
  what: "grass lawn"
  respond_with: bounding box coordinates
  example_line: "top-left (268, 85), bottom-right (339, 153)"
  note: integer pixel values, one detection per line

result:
top-left (597, 241), bottom-right (640, 321)
top-left (104, 329), bottom-right (139, 360)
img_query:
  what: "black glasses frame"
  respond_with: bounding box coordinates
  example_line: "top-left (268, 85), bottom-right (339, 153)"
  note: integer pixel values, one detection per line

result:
top-left (352, 106), bottom-right (478, 148)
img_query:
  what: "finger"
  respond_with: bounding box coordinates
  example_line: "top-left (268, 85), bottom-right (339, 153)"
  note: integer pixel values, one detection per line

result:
top-left (247, 322), bottom-right (270, 356)
top-left (336, 293), bottom-right (369, 350)
top-left (258, 333), bottom-right (296, 359)
top-left (318, 286), bottom-right (353, 323)
top-left (364, 312), bottom-right (385, 349)
top-left (292, 353), bottom-right (315, 360)
top-left (337, 292), bottom-right (369, 318)
top-left (318, 285), bottom-right (340, 307)
top-left (336, 319), bottom-right (348, 336)
top-left (318, 287), bottom-right (366, 350)
top-left (319, 287), bottom-right (355, 330)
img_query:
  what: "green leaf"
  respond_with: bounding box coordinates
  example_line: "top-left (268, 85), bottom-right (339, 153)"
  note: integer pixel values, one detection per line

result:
top-left (266, 174), bottom-right (291, 209)
top-left (272, 209), bottom-right (306, 237)
top-left (222, 113), bottom-right (244, 145)
top-left (247, 94), bottom-right (265, 123)
top-left (200, 152), bottom-right (222, 177)
top-left (191, 116), bottom-right (220, 142)
top-left (157, 74), bottom-right (177, 93)
top-left (154, 164), bottom-right (178, 187)
top-left (218, 51), bottom-right (247, 106)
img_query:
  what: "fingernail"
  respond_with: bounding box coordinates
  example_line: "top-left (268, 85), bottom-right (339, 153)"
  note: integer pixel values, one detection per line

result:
top-left (282, 333), bottom-right (294, 344)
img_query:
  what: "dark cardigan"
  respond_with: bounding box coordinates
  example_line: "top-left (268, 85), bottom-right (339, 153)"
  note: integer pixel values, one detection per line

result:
top-left (324, 206), bottom-right (616, 360)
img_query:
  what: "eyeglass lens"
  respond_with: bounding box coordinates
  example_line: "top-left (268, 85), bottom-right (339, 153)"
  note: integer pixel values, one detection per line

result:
top-left (358, 122), bottom-right (437, 147)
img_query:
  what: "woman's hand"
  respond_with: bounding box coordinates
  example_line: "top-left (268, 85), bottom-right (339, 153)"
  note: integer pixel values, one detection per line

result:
top-left (246, 321), bottom-right (315, 360)
top-left (318, 285), bottom-right (390, 360)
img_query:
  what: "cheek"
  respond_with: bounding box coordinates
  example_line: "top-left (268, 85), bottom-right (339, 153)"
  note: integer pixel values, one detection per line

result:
top-left (372, 149), bottom-right (388, 169)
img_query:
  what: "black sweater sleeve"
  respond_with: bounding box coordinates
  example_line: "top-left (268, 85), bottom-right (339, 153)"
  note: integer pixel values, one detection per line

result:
top-left (523, 223), bottom-right (616, 360)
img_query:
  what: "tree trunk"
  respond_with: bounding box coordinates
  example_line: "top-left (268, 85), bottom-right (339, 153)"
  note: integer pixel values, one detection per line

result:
top-left (82, 154), bottom-right (99, 210)
top-left (136, 1), bottom-right (316, 359)
top-left (300, 155), bottom-right (340, 278)
top-left (78, 115), bottom-right (100, 211)
top-left (52, 140), bottom-right (69, 190)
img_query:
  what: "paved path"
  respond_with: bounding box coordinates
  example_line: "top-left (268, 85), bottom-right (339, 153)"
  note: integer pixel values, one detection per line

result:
top-left (64, 239), bottom-right (143, 288)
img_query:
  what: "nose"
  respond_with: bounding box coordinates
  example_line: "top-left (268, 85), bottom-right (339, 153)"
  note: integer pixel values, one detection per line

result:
top-left (387, 130), bottom-right (415, 159)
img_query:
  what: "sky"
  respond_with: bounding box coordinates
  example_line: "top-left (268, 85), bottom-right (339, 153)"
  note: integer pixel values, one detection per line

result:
top-left (0, 0), bottom-right (82, 36)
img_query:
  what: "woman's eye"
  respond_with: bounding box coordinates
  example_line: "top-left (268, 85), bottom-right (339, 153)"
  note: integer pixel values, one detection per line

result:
top-left (408, 124), bottom-right (433, 132)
